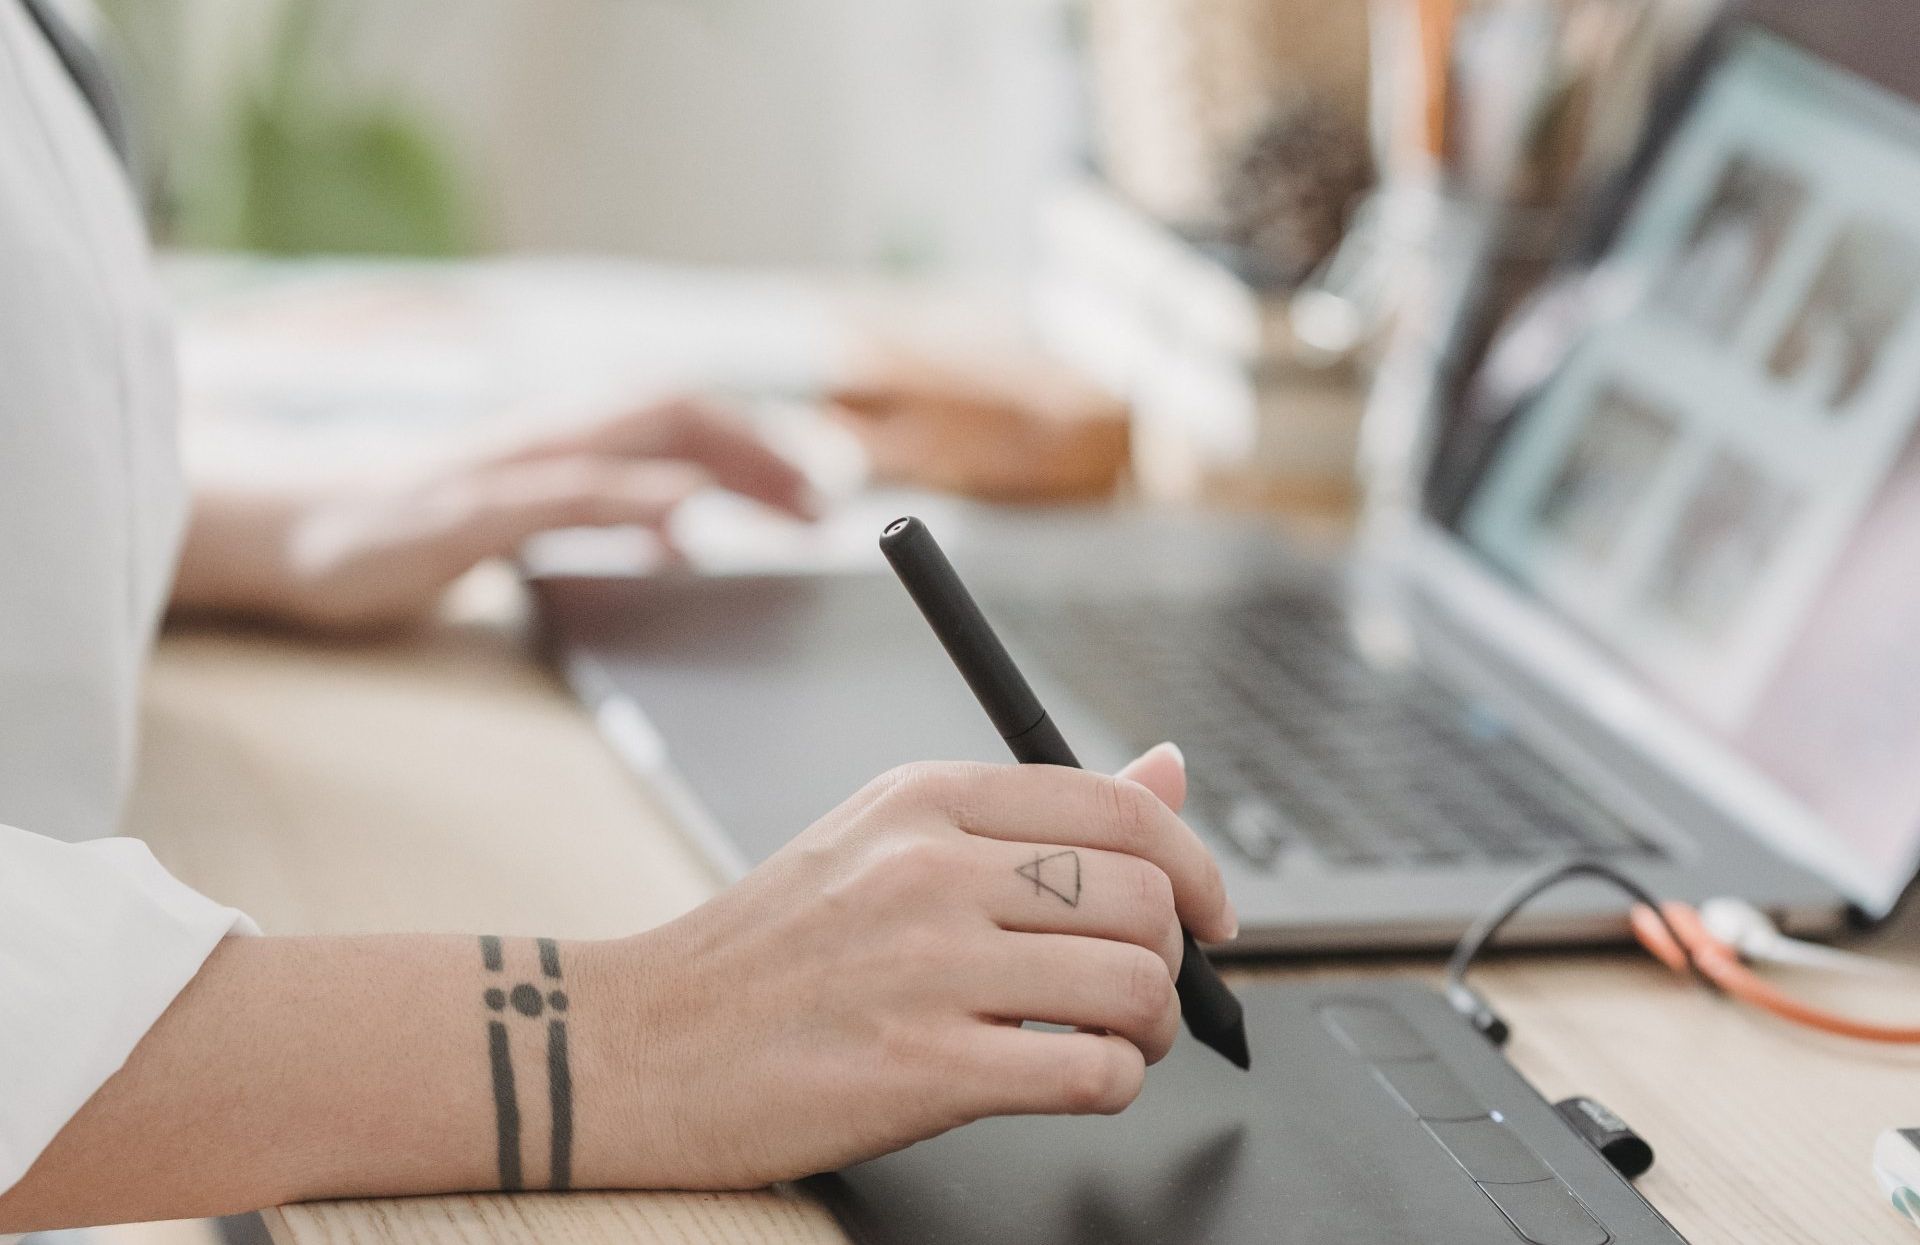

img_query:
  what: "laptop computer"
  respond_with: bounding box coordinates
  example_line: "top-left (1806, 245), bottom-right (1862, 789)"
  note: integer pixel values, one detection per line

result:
top-left (533, 0), bottom-right (1920, 951)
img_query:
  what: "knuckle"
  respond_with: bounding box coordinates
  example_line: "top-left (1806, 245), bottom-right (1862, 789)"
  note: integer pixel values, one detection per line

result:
top-left (874, 761), bottom-right (953, 810)
top-left (870, 836), bottom-right (953, 898)
top-left (880, 760), bottom-right (999, 828)
top-left (1124, 946), bottom-right (1177, 1025)
top-left (855, 765), bottom-right (936, 825)
top-left (1129, 860), bottom-right (1177, 926)
top-left (1063, 1045), bottom-right (1144, 1115)
top-left (876, 1015), bottom-right (949, 1075)
top-left (851, 766), bottom-right (912, 811)
top-left (1142, 958), bottom-right (1179, 1019)
top-left (1143, 1018), bottom-right (1178, 1065)
top-left (1165, 922), bottom-right (1187, 978)
top-left (1098, 776), bottom-right (1159, 853)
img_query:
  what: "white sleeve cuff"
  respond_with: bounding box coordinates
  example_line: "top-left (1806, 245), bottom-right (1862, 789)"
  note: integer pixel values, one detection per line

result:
top-left (0, 823), bottom-right (254, 1195)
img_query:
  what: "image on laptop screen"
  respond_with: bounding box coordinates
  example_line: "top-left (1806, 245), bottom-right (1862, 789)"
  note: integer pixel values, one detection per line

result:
top-left (1446, 30), bottom-right (1920, 903)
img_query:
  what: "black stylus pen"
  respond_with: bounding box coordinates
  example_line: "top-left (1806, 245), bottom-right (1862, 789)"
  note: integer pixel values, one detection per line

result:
top-left (880, 515), bottom-right (1250, 1071)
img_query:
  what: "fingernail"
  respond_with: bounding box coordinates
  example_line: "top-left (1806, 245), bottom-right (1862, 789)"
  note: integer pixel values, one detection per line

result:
top-left (1157, 740), bottom-right (1185, 769)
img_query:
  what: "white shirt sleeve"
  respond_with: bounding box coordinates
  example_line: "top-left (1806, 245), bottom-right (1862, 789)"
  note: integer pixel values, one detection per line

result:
top-left (0, 2), bottom-right (257, 1212)
top-left (0, 822), bottom-right (255, 1196)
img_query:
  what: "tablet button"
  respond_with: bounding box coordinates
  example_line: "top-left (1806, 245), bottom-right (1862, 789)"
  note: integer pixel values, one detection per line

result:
top-left (1317, 1002), bottom-right (1431, 1060)
top-left (1479, 1178), bottom-right (1610, 1245)
top-left (1371, 1058), bottom-right (1486, 1121)
top-left (1425, 1118), bottom-right (1552, 1184)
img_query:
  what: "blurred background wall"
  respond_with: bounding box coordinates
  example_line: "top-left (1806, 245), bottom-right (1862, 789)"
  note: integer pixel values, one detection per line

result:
top-left (99, 0), bottom-right (1085, 271)
top-left (94, 0), bottom-right (1380, 507)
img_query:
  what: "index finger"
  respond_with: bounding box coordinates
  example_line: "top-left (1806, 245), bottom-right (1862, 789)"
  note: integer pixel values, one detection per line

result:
top-left (519, 400), bottom-right (819, 520)
top-left (909, 762), bottom-right (1235, 945)
top-left (617, 400), bottom-right (819, 520)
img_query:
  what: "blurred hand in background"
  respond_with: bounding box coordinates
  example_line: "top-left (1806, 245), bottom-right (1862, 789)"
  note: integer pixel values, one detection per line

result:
top-left (828, 344), bottom-right (1131, 503)
top-left (170, 397), bottom-right (818, 633)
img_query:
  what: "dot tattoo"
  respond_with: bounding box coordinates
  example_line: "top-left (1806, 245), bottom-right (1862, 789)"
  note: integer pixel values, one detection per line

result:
top-left (479, 935), bottom-right (575, 1191)
top-left (1016, 849), bottom-right (1082, 907)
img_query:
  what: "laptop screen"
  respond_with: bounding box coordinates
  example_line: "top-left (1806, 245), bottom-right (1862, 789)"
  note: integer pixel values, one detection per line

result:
top-left (1431, 25), bottom-right (1920, 901)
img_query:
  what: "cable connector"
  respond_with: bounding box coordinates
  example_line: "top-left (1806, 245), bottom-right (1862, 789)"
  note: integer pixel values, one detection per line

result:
top-left (1444, 859), bottom-right (1701, 1054)
top-left (1445, 981), bottom-right (1511, 1046)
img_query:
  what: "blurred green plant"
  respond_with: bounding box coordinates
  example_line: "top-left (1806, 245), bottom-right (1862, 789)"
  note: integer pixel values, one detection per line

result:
top-left (104, 0), bottom-right (471, 255)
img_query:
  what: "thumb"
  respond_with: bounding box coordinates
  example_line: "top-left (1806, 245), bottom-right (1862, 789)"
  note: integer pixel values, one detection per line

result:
top-left (1116, 742), bottom-right (1187, 814)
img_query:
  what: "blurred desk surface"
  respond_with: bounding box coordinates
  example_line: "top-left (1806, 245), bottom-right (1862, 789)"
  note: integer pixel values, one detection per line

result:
top-left (127, 575), bottom-right (1920, 1245)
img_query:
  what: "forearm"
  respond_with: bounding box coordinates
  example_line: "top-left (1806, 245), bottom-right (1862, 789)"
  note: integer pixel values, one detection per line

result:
top-left (0, 753), bottom-right (1233, 1228)
top-left (0, 932), bottom-right (626, 1231)
top-left (169, 487), bottom-right (309, 618)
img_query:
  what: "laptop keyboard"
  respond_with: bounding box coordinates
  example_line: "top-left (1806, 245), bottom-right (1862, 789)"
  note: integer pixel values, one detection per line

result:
top-left (996, 590), bottom-right (1657, 872)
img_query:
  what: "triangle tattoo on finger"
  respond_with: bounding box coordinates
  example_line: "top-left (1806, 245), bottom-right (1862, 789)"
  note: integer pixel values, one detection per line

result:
top-left (1018, 850), bottom-right (1082, 907)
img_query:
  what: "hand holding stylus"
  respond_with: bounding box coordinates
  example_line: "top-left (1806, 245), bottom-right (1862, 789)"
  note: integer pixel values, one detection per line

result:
top-left (880, 515), bottom-right (1252, 1069)
top-left (603, 743), bottom-right (1236, 1186)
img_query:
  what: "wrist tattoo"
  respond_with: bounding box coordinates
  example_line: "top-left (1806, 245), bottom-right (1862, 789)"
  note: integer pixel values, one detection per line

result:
top-left (1017, 850), bottom-right (1082, 907)
top-left (479, 935), bottom-right (574, 1191)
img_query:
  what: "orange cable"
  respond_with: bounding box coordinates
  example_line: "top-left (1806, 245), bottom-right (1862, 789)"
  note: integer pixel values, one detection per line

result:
top-left (1630, 902), bottom-right (1920, 1045)
top-left (1416, 0), bottom-right (1458, 161)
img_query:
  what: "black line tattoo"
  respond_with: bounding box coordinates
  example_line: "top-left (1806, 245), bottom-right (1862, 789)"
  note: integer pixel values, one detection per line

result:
top-left (486, 1019), bottom-right (523, 1191)
top-left (548, 1020), bottom-right (574, 1191)
top-left (479, 935), bottom-right (577, 1192)
top-left (1017, 849), bottom-right (1082, 907)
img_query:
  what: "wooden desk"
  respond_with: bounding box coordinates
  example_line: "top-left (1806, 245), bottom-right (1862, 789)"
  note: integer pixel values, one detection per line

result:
top-left (127, 590), bottom-right (1920, 1245)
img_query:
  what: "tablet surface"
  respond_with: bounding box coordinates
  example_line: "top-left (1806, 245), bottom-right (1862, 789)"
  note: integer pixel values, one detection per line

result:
top-left (812, 980), bottom-right (1687, 1245)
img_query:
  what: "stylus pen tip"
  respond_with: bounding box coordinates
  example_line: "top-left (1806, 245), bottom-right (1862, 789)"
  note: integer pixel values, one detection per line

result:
top-left (1213, 1023), bottom-right (1252, 1071)
top-left (1186, 992), bottom-right (1252, 1069)
top-left (1176, 929), bottom-right (1251, 1070)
